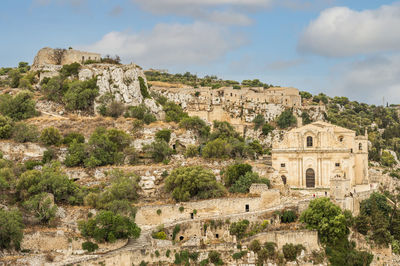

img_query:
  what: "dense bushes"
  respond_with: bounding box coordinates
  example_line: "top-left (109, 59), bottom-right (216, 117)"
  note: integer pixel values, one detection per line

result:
top-left (0, 91), bottom-right (37, 121)
top-left (155, 129), bottom-right (171, 143)
top-left (143, 139), bottom-right (172, 163)
top-left (12, 122), bottom-right (39, 142)
top-left (163, 101), bottom-right (188, 123)
top-left (42, 75), bottom-right (99, 111)
top-left (124, 104), bottom-right (157, 124)
top-left (201, 121), bottom-right (264, 159)
top-left (84, 169), bottom-right (140, 215)
top-left (78, 210), bottom-right (141, 243)
top-left (276, 109), bottom-right (297, 129)
top-left (282, 243), bottom-right (305, 261)
top-left (0, 115), bottom-right (13, 139)
top-left (301, 197), bottom-right (373, 265)
top-left (63, 78), bottom-right (99, 111)
top-left (0, 209), bottom-right (24, 250)
top-left (16, 162), bottom-right (84, 204)
top-left (179, 116), bottom-right (210, 139)
top-left (40, 127), bottom-right (62, 146)
top-left (252, 114), bottom-right (265, 130)
top-left (165, 166), bottom-right (226, 201)
top-left (223, 163), bottom-right (270, 193)
top-left (138, 76), bottom-right (151, 98)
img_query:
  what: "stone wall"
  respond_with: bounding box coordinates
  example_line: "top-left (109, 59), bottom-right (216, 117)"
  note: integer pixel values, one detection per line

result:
top-left (32, 47), bottom-right (100, 69)
top-left (245, 230), bottom-right (319, 251)
top-left (135, 189), bottom-right (281, 229)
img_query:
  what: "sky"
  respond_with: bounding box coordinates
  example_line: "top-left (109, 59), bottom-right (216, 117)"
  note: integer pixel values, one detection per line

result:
top-left (1, 0), bottom-right (400, 104)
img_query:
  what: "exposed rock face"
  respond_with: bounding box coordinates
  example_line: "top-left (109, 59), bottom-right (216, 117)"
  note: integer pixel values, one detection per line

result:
top-left (78, 64), bottom-right (164, 118)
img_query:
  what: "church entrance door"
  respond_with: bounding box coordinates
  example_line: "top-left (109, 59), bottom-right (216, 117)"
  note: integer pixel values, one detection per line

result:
top-left (306, 168), bottom-right (315, 188)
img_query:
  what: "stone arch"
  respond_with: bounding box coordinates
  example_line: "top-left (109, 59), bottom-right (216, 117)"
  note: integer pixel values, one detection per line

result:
top-left (306, 168), bottom-right (315, 188)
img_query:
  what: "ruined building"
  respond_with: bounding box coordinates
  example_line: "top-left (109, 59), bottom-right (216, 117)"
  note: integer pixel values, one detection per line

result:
top-left (272, 121), bottom-right (369, 188)
top-left (32, 47), bottom-right (100, 69)
top-left (151, 85), bottom-right (302, 132)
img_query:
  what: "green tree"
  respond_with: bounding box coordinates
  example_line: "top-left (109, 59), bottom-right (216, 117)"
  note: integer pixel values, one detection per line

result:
top-left (0, 115), bottom-right (13, 139)
top-left (165, 166), bottom-right (226, 201)
top-left (64, 140), bottom-right (86, 167)
top-left (229, 219), bottom-right (249, 240)
top-left (201, 138), bottom-right (232, 159)
top-left (155, 129), bottom-right (171, 143)
top-left (78, 211), bottom-right (141, 243)
top-left (262, 123), bottom-right (274, 135)
top-left (0, 209), bottom-right (24, 250)
top-left (63, 78), bottom-right (99, 111)
top-left (224, 163), bottom-right (252, 187)
top-left (163, 101), bottom-right (188, 123)
top-left (143, 139), bottom-right (172, 163)
top-left (12, 122), bottom-right (39, 142)
top-left (301, 111), bottom-right (312, 125)
top-left (23, 193), bottom-right (58, 224)
top-left (282, 243), bottom-right (305, 261)
top-left (179, 116), bottom-right (210, 138)
top-left (252, 114), bottom-right (265, 130)
top-left (300, 91), bottom-right (312, 99)
top-left (40, 127), bottom-right (62, 146)
top-left (381, 151), bottom-right (396, 167)
top-left (0, 91), bottom-right (37, 121)
top-left (300, 197), bottom-right (349, 245)
top-left (276, 109), bottom-right (297, 129)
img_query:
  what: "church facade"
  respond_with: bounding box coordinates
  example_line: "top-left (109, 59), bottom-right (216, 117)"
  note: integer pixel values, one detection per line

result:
top-left (272, 121), bottom-right (368, 188)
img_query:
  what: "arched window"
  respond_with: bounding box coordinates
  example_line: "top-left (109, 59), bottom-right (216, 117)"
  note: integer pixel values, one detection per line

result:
top-left (339, 136), bottom-right (344, 142)
top-left (359, 143), bottom-right (362, 150)
top-left (306, 136), bottom-right (313, 147)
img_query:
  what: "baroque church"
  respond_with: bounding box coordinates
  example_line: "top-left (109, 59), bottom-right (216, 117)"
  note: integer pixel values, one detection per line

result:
top-left (272, 121), bottom-right (368, 188)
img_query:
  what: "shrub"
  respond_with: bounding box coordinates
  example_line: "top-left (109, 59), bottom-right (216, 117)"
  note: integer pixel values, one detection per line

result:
top-left (282, 243), bottom-right (305, 261)
top-left (125, 105), bottom-right (156, 124)
top-left (224, 163), bottom-right (252, 187)
top-left (229, 219), bottom-right (249, 240)
top-left (201, 138), bottom-right (232, 159)
top-left (0, 209), bottom-right (24, 250)
top-left (138, 77), bottom-right (151, 98)
top-left (155, 129), bottom-right (171, 143)
top-left (165, 166), bottom-right (226, 201)
top-left (152, 231), bottom-right (167, 240)
top-left (249, 240), bottom-right (261, 253)
top-left (262, 123), bottom-right (274, 135)
top-left (276, 109), bottom-right (297, 129)
top-left (64, 140), bottom-right (86, 167)
top-left (184, 145), bottom-right (199, 158)
top-left (82, 241), bottom-right (98, 252)
top-left (156, 209), bottom-right (162, 215)
top-left (104, 101), bottom-right (125, 118)
top-left (8, 69), bottom-right (21, 88)
top-left (143, 139), bottom-right (172, 163)
top-left (179, 116), bottom-right (210, 138)
top-left (41, 76), bottom-right (65, 102)
top-left (60, 62), bottom-right (81, 77)
top-left (40, 127), bottom-right (62, 146)
top-left (300, 91), bottom-right (312, 99)
top-left (42, 148), bottom-right (56, 164)
top-left (84, 127), bottom-right (130, 167)
top-left (301, 111), bottom-right (312, 125)
top-left (63, 78), bottom-right (99, 111)
top-left (16, 162), bottom-right (83, 204)
top-left (208, 251), bottom-right (223, 265)
top-left (12, 122), bottom-right (39, 142)
top-left (281, 210), bottom-right (297, 223)
top-left (163, 101), bottom-right (188, 123)
top-left (0, 91), bottom-right (37, 121)
top-left (23, 193), bottom-right (57, 224)
top-left (253, 114), bottom-right (265, 130)
top-left (78, 211), bottom-right (141, 243)
top-left (63, 132), bottom-right (85, 146)
top-left (381, 151), bottom-right (396, 167)
top-left (300, 197), bottom-right (348, 245)
top-left (172, 225), bottom-right (180, 240)
top-left (232, 250), bottom-right (247, 260)
top-left (0, 115), bottom-right (13, 139)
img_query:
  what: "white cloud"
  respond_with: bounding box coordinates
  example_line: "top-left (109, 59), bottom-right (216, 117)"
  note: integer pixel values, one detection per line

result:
top-left (332, 54), bottom-right (400, 104)
top-left (81, 22), bottom-right (246, 67)
top-left (298, 3), bottom-right (400, 57)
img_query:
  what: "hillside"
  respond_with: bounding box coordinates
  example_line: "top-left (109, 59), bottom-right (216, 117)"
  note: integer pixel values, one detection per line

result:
top-left (0, 53), bottom-right (400, 266)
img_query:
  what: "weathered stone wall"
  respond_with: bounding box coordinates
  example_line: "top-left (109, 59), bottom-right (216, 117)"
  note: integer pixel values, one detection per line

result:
top-left (32, 47), bottom-right (100, 69)
top-left (135, 190), bottom-right (281, 229)
top-left (245, 230), bottom-right (319, 251)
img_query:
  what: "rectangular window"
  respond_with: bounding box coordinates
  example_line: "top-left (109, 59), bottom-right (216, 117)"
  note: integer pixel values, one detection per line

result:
top-left (335, 163), bottom-right (340, 167)
top-left (281, 163), bottom-right (285, 167)
top-left (245, 204), bottom-right (249, 212)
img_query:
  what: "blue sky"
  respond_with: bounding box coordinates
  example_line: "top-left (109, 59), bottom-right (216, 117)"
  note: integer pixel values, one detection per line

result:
top-left (1, 0), bottom-right (400, 104)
